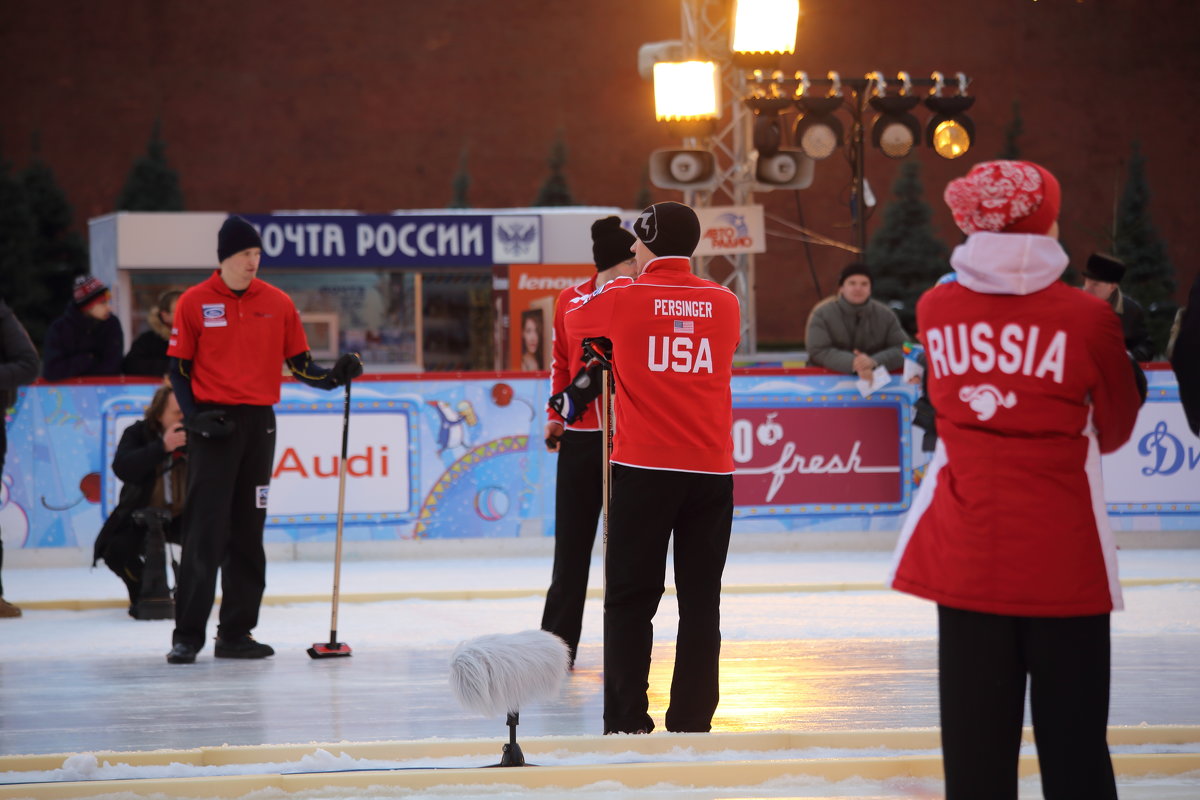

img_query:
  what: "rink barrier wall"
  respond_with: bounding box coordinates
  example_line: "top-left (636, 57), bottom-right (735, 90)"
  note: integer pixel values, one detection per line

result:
top-left (5, 368), bottom-right (1196, 568)
top-left (4, 729), bottom-right (1195, 796)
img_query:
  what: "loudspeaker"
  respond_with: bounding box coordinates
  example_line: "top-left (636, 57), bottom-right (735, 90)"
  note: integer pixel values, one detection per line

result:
top-left (752, 148), bottom-right (815, 191)
top-left (648, 149), bottom-right (721, 191)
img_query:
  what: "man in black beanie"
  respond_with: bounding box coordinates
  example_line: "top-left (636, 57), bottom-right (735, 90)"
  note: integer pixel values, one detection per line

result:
top-left (1082, 252), bottom-right (1155, 361)
top-left (541, 216), bottom-right (638, 668)
top-left (563, 201), bottom-right (741, 734)
top-left (165, 215), bottom-right (365, 664)
top-left (805, 262), bottom-right (907, 380)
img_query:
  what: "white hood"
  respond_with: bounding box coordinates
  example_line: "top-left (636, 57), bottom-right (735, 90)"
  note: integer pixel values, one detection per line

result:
top-left (949, 231), bottom-right (1069, 296)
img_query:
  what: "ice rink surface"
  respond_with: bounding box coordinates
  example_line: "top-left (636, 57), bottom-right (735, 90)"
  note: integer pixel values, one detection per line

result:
top-left (2, 547), bottom-right (1198, 798)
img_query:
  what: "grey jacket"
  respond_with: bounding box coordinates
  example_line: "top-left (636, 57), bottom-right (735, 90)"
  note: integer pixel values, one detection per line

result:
top-left (805, 294), bottom-right (908, 373)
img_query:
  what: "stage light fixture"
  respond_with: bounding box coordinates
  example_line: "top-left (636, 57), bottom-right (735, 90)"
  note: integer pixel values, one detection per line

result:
top-left (793, 95), bottom-right (845, 161)
top-left (869, 95), bottom-right (922, 159)
top-left (746, 95), bottom-right (793, 158)
top-left (730, 0), bottom-right (800, 68)
top-left (924, 72), bottom-right (975, 159)
top-left (653, 61), bottom-right (722, 123)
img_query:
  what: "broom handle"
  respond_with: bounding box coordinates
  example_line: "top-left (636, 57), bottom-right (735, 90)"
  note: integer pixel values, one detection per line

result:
top-left (329, 379), bottom-right (352, 644)
top-left (600, 370), bottom-right (612, 595)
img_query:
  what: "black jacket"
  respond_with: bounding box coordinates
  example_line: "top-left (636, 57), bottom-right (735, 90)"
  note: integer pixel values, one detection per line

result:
top-left (42, 301), bottom-right (124, 381)
top-left (1119, 292), bottom-right (1155, 363)
top-left (122, 310), bottom-right (171, 377)
top-left (0, 300), bottom-right (41, 468)
top-left (92, 420), bottom-right (186, 565)
top-left (1171, 276), bottom-right (1200, 436)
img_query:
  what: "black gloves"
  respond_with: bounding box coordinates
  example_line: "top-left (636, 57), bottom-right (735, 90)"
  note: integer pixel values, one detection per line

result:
top-left (329, 352), bottom-right (364, 387)
top-left (547, 362), bottom-right (605, 424)
top-left (187, 409), bottom-right (235, 440)
top-left (582, 337), bottom-right (613, 368)
top-left (546, 338), bottom-right (614, 425)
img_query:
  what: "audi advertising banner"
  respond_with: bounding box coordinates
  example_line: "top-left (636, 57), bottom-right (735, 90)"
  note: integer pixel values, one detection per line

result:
top-left (3, 370), bottom-right (1192, 558)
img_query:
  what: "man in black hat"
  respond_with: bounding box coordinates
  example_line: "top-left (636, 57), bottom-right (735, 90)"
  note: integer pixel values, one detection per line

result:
top-left (42, 275), bottom-right (124, 380)
top-left (164, 215), bottom-right (364, 664)
top-left (1081, 253), bottom-right (1155, 362)
top-left (563, 201), bottom-right (741, 735)
top-left (805, 263), bottom-right (907, 380)
top-left (540, 216), bottom-right (638, 669)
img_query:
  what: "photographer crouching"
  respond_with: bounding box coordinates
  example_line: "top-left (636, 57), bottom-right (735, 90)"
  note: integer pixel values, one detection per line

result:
top-left (93, 384), bottom-right (188, 618)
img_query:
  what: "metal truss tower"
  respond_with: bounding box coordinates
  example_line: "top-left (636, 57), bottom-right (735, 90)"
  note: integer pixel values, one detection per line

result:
top-left (679, 0), bottom-right (757, 354)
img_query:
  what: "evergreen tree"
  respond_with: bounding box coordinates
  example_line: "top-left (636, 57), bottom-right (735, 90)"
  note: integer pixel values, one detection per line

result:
top-left (864, 161), bottom-right (949, 334)
top-left (0, 154), bottom-right (42, 337)
top-left (533, 132), bottom-right (575, 206)
top-left (1113, 141), bottom-right (1176, 357)
top-left (21, 143), bottom-right (89, 342)
top-left (448, 147), bottom-right (470, 209)
top-left (116, 119), bottom-right (184, 211)
top-left (998, 100), bottom-right (1024, 160)
top-left (635, 166), bottom-right (653, 210)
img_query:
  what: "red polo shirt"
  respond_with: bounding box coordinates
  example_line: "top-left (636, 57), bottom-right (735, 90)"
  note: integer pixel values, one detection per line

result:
top-left (168, 270), bottom-right (309, 406)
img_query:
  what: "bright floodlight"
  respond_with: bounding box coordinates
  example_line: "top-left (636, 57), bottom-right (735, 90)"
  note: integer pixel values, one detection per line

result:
top-left (653, 61), bottom-right (722, 121)
top-left (932, 119), bottom-right (971, 158)
top-left (731, 0), bottom-right (800, 55)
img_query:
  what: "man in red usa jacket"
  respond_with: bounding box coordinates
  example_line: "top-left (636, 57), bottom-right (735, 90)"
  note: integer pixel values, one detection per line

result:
top-left (540, 216), bottom-right (638, 669)
top-left (888, 161), bottom-right (1141, 800)
top-left (564, 201), bottom-right (740, 735)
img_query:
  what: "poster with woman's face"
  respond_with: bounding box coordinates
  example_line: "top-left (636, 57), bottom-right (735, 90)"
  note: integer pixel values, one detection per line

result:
top-left (505, 264), bottom-right (594, 371)
top-left (520, 309), bottom-right (544, 371)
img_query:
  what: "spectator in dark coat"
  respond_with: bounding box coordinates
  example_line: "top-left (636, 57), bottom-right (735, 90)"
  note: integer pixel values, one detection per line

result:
top-left (123, 289), bottom-right (183, 377)
top-left (1170, 274), bottom-right (1200, 437)
top-left (1082, 253), bottom-right (1156, 362)
top-left (0, 300), bottom-right (40, 617)
top-left (42, 276), bottom-right (123, 380)
top-left (93, 384), bottom-right (188, 612)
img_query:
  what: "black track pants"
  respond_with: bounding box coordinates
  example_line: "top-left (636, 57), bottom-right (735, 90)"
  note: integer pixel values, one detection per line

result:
top-left (937, 605), bottom-right (1117, 800)
top-left (173, 405), bottom-right (276, 649)
top-left (603, 464), bottom-right (733, 734)
top-left (541, 429), bottom-right (604, 662)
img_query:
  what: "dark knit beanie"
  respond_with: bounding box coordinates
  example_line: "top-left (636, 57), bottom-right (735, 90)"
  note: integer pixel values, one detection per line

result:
top-left (591, 216), bottom-right (636, 270)
top-left (838, 262), bottom-right (873, 286)
top-left (1083, 252), bottom-right (1125, 284)
top-left (73, 275), bottom-right (109, 309)
top-left (633, 201), bottom-right (701, 258)
top-left (217, 215), bottom-right (263, 262)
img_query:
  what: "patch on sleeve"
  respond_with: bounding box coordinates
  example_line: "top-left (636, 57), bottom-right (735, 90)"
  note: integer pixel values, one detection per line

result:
top-left (256, 485), bottom-right (270, 509)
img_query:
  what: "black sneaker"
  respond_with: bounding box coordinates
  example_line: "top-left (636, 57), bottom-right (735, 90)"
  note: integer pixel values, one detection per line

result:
top-left (167, 642), bottom-right (197, 664)
top-left (214, 635), bottom-right (274, 659)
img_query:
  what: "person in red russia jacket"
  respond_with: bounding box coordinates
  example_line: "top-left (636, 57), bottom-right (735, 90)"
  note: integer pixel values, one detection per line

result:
top-left (164, 216), bottom-right (363, 665)
top-left (564, 202), bottom-right (740, 734)
top-left (540, 217), bottom-right (637, 668)
top-left (888, 161), bottom-right (1142, 800)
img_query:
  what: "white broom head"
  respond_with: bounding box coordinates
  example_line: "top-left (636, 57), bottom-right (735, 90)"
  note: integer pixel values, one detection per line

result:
top-left (449, 629), bottom-right (570, 718)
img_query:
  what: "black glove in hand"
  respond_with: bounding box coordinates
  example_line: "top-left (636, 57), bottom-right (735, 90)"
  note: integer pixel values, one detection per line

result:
top-left (547, 362), bottom-right (605, 424)
top-left (582, 337), bottom-right (613, 369)
top-left (187, 409), bottom-right (235, 440)
top-left (329, 352), bottom-right (364, 387)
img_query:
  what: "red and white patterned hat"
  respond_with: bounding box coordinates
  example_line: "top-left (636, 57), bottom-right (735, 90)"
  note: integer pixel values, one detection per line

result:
top-left (944, 160), bottom-right (1061, 236)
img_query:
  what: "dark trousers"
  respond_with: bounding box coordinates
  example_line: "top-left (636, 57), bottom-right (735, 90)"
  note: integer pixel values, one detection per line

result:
top-left (603, 464), bottom-right (733, 734)
top-left (541, 429), bottom-right (604, 663)
top-left (173, 405), bottom-right (276, 649)
top-left (938, 605), bottom-right (1118, 800)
